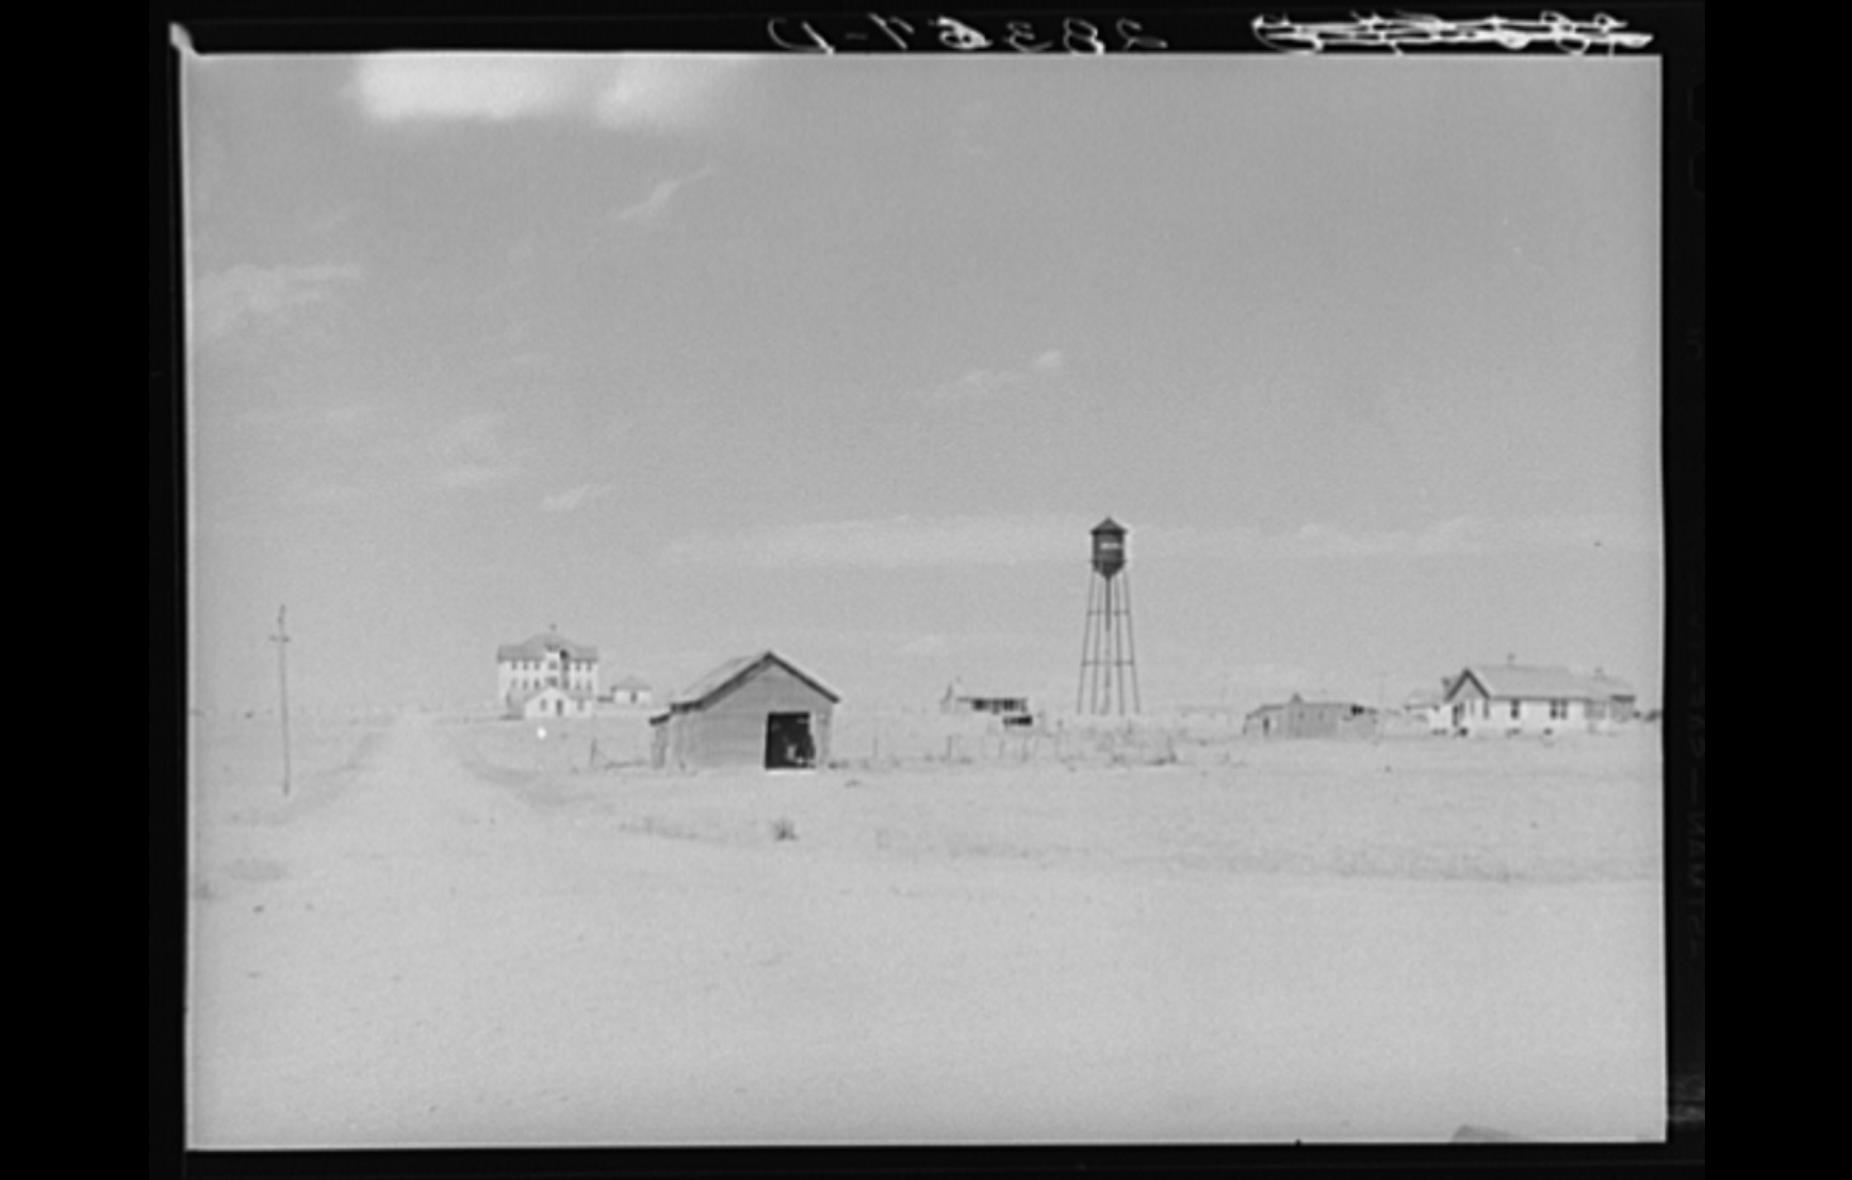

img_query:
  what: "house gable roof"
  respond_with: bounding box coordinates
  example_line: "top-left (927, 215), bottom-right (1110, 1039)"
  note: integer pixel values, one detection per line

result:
top-left (1447, 664), bottom-right (1634, 702)
top-left (669, 650), bottom-right (840, 711)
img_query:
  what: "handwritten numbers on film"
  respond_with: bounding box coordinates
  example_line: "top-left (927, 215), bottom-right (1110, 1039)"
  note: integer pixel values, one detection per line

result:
top-left (768, 14), bottom-right (1170, 54)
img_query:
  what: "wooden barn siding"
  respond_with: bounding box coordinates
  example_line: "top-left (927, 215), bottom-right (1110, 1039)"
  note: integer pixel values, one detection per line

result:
top-left (665, 662), bottom-right (836, 768)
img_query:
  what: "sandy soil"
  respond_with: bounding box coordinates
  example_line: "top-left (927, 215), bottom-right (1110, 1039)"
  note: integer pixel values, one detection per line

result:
top-left (186, 711), bottom-right (1665, 1147)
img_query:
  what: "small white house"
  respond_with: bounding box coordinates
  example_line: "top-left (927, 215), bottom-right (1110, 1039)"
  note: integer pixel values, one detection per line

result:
top-left (605, 675), bottom-right (655, 708)
top-left (509, 684), bottom-right (597, 720)
top-left (1440, 662), bottom-right (1636, 736)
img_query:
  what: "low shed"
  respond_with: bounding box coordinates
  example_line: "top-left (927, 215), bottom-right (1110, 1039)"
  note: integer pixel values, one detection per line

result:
top-left (1243, 693), bottom-right (1380, 739)
top-left (650, 650), bottom-right (840, 770)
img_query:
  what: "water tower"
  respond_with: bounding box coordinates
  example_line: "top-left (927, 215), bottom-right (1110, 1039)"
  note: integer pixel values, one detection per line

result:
top-left (1077, 516), bottom-right (1140, 714)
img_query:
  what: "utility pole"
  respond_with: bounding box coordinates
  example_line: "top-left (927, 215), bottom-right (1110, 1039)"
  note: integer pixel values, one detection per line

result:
top-left (270, 605), bottom-right (292, 797)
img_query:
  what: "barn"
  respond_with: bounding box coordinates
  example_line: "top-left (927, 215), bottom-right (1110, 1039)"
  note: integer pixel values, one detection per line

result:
top-left (649, 651), bottom-right (840, 771)
top-left (1242, 693), bottom-right (1380, 739)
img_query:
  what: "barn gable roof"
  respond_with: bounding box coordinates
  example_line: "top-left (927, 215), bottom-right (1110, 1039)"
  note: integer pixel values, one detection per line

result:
top-left (1447, 664), bottom-right (1634, 702)
top-left (497, 631), bottom-right (599, 662)
top-left (668, 650), bottom-right (840, 711)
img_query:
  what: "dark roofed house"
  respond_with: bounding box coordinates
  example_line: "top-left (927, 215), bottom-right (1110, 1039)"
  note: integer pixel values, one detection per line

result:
top-left (649, 651), bottom-right (839, 771)
top-left (940, 681), bottom-right (1033, 725)
top-left (1441, 661), bottom-right (1636, 735)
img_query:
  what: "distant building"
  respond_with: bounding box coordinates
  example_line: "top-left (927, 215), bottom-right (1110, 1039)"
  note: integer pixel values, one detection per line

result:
top-left (497, 627), bottom-right (600, 719)
top-left (509, 684), bottom-right (596, 721)
top-left (1440, 662), bottom-right (1636, 735)
top-left (1243, 694), bottom-right (1380, 739)
top-left (940, 682), bottom-right (1033, 724)
top-left (650, 651), bottom-right (840, 770)
top-left (1404, 686), bottom-right (1452, 734)
top-left (604, 675), bottom-right (655, 708)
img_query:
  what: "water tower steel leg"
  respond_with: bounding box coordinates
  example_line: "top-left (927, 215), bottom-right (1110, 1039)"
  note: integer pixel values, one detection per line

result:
top-left (1122, 570), bottom-right (1141, 713)
top-left (1108, 576), bottom-right (1123, 715)
top-left (1104, 577), bottom-right (1117, 714)
top-left (1095, 579), bottom-right (1108, 715)
top-left (1091, 575), bottom-right (1101, 715)
top-left (1117, 578), bottom-right (1130, 715)
top-left (1097, 580), bottom-right (1109, 715)
top-left (1094, 579), bottom-right (1104, 715)
top-left (1080, 566), bottom-right (1141, 717)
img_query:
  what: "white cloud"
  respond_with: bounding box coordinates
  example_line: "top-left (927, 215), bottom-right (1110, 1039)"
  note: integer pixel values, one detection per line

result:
top-left (662, 512), bottom-right (1658, 571)
top-left (924, 348), bottom-right (1068, 404)
top-left (351, 54), bottom-right (755, 133)
top-left (898, 634), bottom-right (949, 657)
top-left (299, 482), bottom-right (367, 506)
top-left (540, 482), bottom-right (615, 513)
top-left (1142, 513), bottom-right (1658, 563)
top-left (614, 166), bottom-right (715, 226)
top-left (324, 404), bottom-right (373, 427)
top-left (352, 55), bottom-right (597, 123)
top-left (663, 514), bottom-right (1089, 570)
top-left (594, 56), bottom-right (755, 133)
top-left (192, 262), bottom-right (364, 340)
top-left (930, 368), bottom-right (1029, 404)
top-left (425, 411), bottom-right (522, 490)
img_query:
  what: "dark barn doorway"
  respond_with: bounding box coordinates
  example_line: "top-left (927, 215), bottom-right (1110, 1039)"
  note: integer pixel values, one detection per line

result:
top-left (764, 712), bottom-right (816, 769)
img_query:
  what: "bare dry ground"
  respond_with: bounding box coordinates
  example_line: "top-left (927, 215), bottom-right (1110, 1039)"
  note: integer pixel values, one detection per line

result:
top-left (186, 710), bottom-right (1665, 1147)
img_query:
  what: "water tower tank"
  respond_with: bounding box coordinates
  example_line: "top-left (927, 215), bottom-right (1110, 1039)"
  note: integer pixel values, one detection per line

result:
top-left (1091, 517), bottom-right (1127, 579)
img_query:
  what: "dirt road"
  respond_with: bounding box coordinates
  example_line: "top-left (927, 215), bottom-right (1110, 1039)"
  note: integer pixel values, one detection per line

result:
top-left (189, 712), bottom-right (1666, 1146)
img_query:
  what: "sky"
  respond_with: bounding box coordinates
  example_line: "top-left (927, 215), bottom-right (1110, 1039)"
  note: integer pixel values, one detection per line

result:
top-left (181, 51), bottom-right (1663, 716)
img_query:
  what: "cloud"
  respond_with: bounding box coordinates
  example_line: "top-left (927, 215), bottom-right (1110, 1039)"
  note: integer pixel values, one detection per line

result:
top-left (662, 512), bottom-right (1658, 571)
top-left (924, 348), bottom-right (1069, 404)
top-left (663, 514), bottom-right (1089, 570)
top-left (1142, 513), bottom-right (1658, 563)
top-left (192, 263), bottom-right (364, 340)
top-left (593, 57), bottom-right (755, 133)
top-left (540, 482), bottom-right (615, 513)
top-left (298, 482), bottom-right (368, 506)
top-left (1219, 663), bottom-right (1315, 688)
top-left (931, 368), bottom-right (1029, 404)
top-left (352, 55), bottom-right (598, 123)
top-left (324, 404), bottom-right (374, 427)
top-left (351, 54), bottom-right (755, 133)
top-left (614, 166), bottom-right (715, 226)
top-left (898, 634), bottom-right (949, 658)
top-left (425, 411), bottom-right (523, 490)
